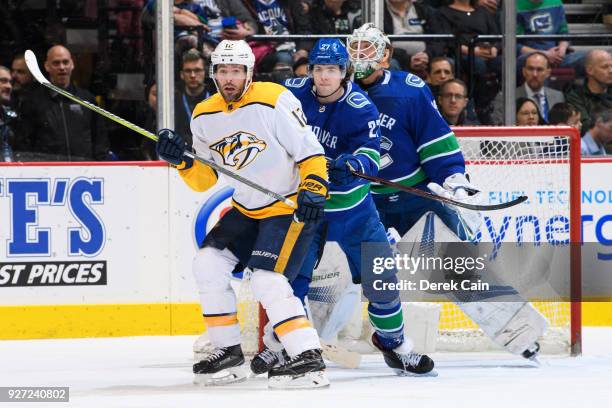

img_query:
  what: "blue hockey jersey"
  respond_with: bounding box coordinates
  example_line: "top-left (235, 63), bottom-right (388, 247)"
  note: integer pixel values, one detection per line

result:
top-left (284, 77), bottom-right (381, 215)
top-left (362, 70), bottom-right (465, 194)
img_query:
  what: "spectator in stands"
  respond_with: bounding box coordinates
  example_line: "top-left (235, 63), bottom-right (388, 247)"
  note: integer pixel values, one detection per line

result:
top-left (142, 0), bottom-right (257, 56)
top-left (427, 56), bottom-right (454, 98)
top-left (0, 66), bottom-right (16, 162)
top-left (434, 0), bottom-right (501, 77)
top-left (10, 54), bottom-right (33, 104)
top-left (476, 0), bottom-right (498, 14)
top-left (515, 97), bottom-right (545, 126)
top-left (173, 0), bottom-right (213, 56)
top-left (15, 45), bottom-right (110, 161)
top-left (383, 0), bottom-right (444, 74)
top-left (438, 78), bottom-right (479, 125)
top-left (293, 57), bottom-right (309, 77)
top-left (240, 0), bottom-right (310, 68)
top-left (302, 0), bottom-right (362, 50)
top-left (516, 0), bottom-right (585, 71)
top-left (433, 0), bottom-right (501, 118)
top-left (517, 52), bottom-right (565, 123)
top-left (140, 82), bottom-right (158, 161)
top-left (566, 50), bottom-right (612, 135)
top-left (176, 49), bottom-right (211, 145)
top-left (581, 107), bottom-right (612, 156)
top-left (0, 67), bottom-right (12, 108)
top-left (548, 102), bottom-right (582, 133)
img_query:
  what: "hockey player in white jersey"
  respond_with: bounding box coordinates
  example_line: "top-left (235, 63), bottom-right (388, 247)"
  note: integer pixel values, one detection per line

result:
top-left (346, 23), bottom-right (548, 359)
top-left (156, 40), bottom-right (330, 388)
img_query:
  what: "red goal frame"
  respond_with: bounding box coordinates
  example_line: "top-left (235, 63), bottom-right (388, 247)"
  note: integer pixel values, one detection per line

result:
top-left (453, 126), bottom-right (582, 356)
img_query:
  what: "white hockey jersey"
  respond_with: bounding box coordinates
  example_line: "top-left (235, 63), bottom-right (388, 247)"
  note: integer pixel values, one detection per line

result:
top-left (178, 81), bottom-right (327, 219)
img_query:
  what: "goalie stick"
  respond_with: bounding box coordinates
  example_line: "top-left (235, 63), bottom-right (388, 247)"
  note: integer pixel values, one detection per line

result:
top-left (23, 50), bottom-right (295, 208)
top-left (350, 169), bottom-right (528, 211)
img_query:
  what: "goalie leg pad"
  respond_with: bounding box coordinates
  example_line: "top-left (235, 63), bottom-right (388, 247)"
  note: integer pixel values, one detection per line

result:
top-left (251, 269), bottom-right (320, 356)
top-left (457, 301), bottom-right (549, 355)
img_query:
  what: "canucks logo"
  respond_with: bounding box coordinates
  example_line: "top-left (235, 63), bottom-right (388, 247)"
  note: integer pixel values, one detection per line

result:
top-left (210, 131), bottom-right (267, 170)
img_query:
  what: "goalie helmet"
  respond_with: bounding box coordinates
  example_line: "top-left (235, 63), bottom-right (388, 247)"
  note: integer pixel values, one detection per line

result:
top-left (346, 23), bottom-right (390, 79)
top-left (308, 38), bottom-right (349, 74)
top-left (210, 40), bottom-right (255, 100)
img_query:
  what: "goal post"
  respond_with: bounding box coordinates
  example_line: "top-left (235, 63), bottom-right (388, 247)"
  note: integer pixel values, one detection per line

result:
top-left (454, 126), bottom-right (581, 356)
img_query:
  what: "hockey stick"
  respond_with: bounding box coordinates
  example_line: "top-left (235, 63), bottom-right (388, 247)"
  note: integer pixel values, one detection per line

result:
top-left (350, 170), bottom-right (527, 211)
top-left (24, 50), bottom-right (295, 208)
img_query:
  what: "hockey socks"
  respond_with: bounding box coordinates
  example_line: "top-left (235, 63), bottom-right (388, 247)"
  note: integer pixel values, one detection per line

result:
top-left (368, 301), bottom-right (404, 350)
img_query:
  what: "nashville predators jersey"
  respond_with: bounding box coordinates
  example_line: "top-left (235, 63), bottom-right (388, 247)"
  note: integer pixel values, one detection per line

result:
top-left (179, 81), bottom-right (326, 219)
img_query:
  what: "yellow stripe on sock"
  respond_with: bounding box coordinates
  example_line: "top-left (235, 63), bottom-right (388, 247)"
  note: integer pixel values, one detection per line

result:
top-left (274, 317), bottom-right (311, 337)
top-left (204, 313), bottom-right (238, 327)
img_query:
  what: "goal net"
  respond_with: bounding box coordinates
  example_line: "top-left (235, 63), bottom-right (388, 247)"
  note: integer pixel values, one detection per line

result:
top-left (226, 126), bottom-right (581, 357)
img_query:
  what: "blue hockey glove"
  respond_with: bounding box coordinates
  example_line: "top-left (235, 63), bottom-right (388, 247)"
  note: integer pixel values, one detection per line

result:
top-left (156, 129), bottom-right (191, 167)
top-left (294, 189), bottom-right (326, 223)
top-left (329, 154), bottom-right (362, 186)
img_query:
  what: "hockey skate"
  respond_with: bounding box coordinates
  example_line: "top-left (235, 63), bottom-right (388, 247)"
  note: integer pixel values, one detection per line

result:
top-left (268, 349), bottom-right (330, 389)
top-left (193, 344), bottom-right (248, 386)
top-left (521, 342), bottom-right (541, 363)
top-left (372, 334), bottom-right (437, 377)
top-left (250, 346), bottom-right (290, 375)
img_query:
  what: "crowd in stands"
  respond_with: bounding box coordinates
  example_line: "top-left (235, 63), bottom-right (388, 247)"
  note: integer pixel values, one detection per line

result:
top-left (0, 0), bottom-right (611, 161)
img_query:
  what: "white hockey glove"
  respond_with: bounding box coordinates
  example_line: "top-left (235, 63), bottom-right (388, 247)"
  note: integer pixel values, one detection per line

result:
top-left (427, 173), bottom-right (484, 239)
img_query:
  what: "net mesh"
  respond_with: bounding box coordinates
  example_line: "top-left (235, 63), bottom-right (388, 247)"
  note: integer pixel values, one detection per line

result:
top-left (235, 129), bottom-right (578, 355)
top-left (433, 132), bottom-right (575, 353)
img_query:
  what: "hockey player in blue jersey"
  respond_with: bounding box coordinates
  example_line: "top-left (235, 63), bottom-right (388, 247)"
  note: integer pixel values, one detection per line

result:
top-left (249, 38), bottom-right (436, 377)
top-left (346, 23), bottom-right (548, 359)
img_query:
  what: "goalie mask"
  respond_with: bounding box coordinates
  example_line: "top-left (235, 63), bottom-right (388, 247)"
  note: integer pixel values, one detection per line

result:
top-left (346, 23), bottom-right (390, 79)
top-left (210, 40), bottom-right (255, 101)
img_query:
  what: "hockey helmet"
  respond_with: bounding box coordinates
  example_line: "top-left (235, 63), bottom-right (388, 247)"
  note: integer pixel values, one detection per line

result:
top-left (309, 39), bottom-right (349, 70)
top-left (210, 40), bottom-right (255, 100)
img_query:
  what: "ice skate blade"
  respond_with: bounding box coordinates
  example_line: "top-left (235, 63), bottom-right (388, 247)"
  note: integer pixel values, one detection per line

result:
top-left (268, 370), bottom-right (330, 389)
top-left (528, 355), bottom-right (542, 366)
top-left (393, 368), bottom-right (438, 377)
top-left (193, 365), bottom-right (248, 386)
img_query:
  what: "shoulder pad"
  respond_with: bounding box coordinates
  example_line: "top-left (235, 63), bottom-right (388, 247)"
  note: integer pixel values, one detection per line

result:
top-left (284, 77), bottom-right (309, 88)
top-left (405, 73), bottom-right (425, 88)
top-left (345, 91), bottom-right (370, 109)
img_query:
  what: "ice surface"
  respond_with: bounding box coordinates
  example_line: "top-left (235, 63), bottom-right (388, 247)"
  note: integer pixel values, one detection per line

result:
top-left (1, 328), bottom-right (610, 408)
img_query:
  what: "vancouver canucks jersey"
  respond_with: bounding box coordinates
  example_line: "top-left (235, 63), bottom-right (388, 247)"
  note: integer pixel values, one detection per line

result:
top-left (362, 70), bottom-right (465, 194)
top-left (284, 77), bottom-right (381, 215)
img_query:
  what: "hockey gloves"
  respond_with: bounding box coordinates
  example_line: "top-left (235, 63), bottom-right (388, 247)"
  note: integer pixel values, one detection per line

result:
top-left (295, 189), bottom-right (326, 223)
top-left (156, 129), bottom-right (192, 168)
top-left (427, 173), bottom-right (484, 238)
top-left (329, 154), bottom-right (362, 186)
top-left (294, 176), bottom-right (328, 223)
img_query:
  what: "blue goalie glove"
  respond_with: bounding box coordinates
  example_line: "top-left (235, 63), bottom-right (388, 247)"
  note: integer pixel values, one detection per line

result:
top-left (329, 154), bottom-right (362, 186)
top-left (156, 128), bottom-right (191, 167)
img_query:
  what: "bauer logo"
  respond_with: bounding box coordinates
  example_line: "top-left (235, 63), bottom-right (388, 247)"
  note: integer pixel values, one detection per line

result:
top-left (0, 177), bottom-right (108, 287)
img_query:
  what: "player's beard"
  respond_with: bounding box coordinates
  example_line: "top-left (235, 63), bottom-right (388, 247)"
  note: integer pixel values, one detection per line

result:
top-left (220, 84), bottom-right (244, 102)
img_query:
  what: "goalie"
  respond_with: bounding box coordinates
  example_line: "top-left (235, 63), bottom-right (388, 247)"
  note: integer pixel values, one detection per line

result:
top-left (344, 23), bottom-right (548, 359)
